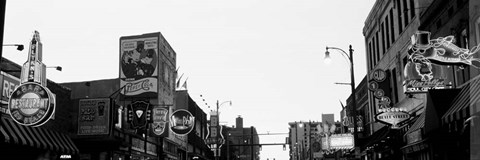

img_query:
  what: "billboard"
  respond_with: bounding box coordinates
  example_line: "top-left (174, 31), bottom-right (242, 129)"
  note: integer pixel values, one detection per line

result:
top-left (119, 34), bottom-right (159, 98)
top-left (78, 98), bottom-right (111, 135)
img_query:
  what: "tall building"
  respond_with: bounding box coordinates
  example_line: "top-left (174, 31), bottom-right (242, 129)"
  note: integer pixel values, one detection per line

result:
top-left (321, 114), bottom-right (334, 124)
top-left (288, 121), bottom-right (332, 160)
top-left (225, 116), bottom-right (260, 160)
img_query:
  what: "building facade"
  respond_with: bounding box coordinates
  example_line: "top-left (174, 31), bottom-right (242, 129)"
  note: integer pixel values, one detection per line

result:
top-left (226, 116), bottom-right (260, 160)
top-left (175, 90), bottom-right (213, 160)
top-left (362, 0), bottom-right (480, 159)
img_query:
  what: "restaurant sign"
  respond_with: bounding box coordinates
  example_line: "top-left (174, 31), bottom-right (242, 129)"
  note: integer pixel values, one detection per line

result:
top-left (8, 82), bottom-right (55, 127)
top-left (375, 109), bottom-right (410, 129)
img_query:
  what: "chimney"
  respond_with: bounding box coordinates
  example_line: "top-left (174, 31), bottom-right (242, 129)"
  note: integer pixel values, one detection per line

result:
top-left (236, 115), bottom-right (243, 129)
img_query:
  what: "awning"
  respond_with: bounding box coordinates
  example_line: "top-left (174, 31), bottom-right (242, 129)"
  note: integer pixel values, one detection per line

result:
top-left (442, 76), bottom-right (480, 124)
top-left (360, 126), bottom-right (390, 149)
top-left (405, 112), bottom-right (425, 135)
top-left (0, 117), bottom-right (79, 154)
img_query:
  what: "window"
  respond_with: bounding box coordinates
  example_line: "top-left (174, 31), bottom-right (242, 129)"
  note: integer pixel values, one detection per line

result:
top-left (409, 0), bottom-right (415, 20)
top-left (403, 0), bottom-right (408, 27)
top-left (385, 16), bottom-right (391, 49)
top-left (397, 0), bottom-right (403, 33)
top-left (390, 9), bottom-right (395, 43)
top-left (369, 41), bottom-right (373, 70)
top-left (392, 68), bottom-right (399, 104)
top-left (381, 22), bottom-right (386, 55)
top-left (375, 32), bottom-right (380, 62)
top-left (476, 17), bottom-right (480, 43)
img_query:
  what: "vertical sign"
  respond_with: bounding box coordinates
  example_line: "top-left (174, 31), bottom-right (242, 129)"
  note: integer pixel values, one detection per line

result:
top-left (119, 34), bottom-right (159, 98)
top-left (78, 98), bottom-right (111, 135)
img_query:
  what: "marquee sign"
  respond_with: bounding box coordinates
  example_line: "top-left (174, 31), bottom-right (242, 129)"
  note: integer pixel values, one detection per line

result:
top-left (169, 109), bottom-right (194, 135)
top-left (375, 109), bottom-right (410, 129)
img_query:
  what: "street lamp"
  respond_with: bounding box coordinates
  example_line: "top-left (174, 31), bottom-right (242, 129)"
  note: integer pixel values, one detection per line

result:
top-left (216, 100), bottom-right (232, 160)
top-left (324, 45), bottom-right (359, 158)
top-left (3, 44), bottom-right (24, 51)
top-left (47, 66), bottom-right (62, 71)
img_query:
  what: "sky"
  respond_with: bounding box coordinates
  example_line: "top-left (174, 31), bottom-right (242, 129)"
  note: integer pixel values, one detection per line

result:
top-left (3, 0), bottom-right (376, 159)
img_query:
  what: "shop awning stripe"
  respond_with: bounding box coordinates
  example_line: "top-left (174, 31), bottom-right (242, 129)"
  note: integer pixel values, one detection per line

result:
top-left (0, 123), bottom-right (10, 143)
top-left (37, 126), bottom-right (55, 151)
top-left (405, 112), bottom-right (425, 135)
top-left (442, 82), bottom-right (471, 123)
top-left (442, 77), bottom-right (480, 123)
top-left (17, 122), bottom-right (35, 147)
top-left (52, 130), bottom-right (68, 153)
top-left (20, 123), bottom-right (39, 148)
top-left (57, 132), bottom-right (74, 154)
top-left (5, 117), bottom-right (27, 145)
top-left (59, 132), bottom-right (79, 154)
top-left (31, 126), bottom-right (48, 150)
top-left (2, 118), bottom-right (19, 144)
top-left (25, 125), bottom-right (43, 149)
top-left (45, 129), bottom-right (61, 152)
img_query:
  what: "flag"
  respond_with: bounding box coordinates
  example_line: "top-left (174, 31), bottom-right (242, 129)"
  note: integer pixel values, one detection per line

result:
top-left (181, 77), bottom-right (188, 90)
top-left (339, 100), bottom-right (345, 109)
top-left (176, 73), bottom-right (184, 89)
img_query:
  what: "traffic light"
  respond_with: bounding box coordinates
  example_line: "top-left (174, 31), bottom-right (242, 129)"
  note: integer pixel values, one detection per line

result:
top-left (127, 108), bottom-right (133, 122)
top-left (146, 108), bottom-right (152, 123)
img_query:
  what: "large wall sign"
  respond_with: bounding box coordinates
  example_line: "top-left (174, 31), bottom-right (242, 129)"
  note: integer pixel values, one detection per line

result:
top-left (8, 82), bottom-right (55, 127)
top-left (78, 98), bottom-right (111, 135)
top-left (150, 107), bottom-right (169, 137)
top-left (375, 109), bottom-right (410, 129)
top-left (120, 34), bottom-right (159, 98)
top-left (0, 72), bottom-right (20, 114)
top-left (169, 109), bottom-right (194, 135)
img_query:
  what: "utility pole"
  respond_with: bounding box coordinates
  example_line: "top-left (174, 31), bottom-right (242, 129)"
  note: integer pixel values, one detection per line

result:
top-left (251, 126), bottom-right (254, 160)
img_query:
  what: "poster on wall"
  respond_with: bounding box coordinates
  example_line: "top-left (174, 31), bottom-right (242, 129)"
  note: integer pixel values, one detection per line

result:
top-left (119, 34), bottom-right (159, 98)
top-left (78, 98), bottom-right (111, 135)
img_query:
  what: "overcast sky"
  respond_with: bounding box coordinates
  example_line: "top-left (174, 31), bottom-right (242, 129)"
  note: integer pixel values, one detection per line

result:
top-left (3, 0), bottom-right (376, 159)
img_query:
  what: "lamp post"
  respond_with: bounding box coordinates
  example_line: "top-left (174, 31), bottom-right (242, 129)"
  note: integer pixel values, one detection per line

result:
top-left (325, 45), bottom-right (358, 159)
top-left (216, 100), bottom-right (232, 160)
